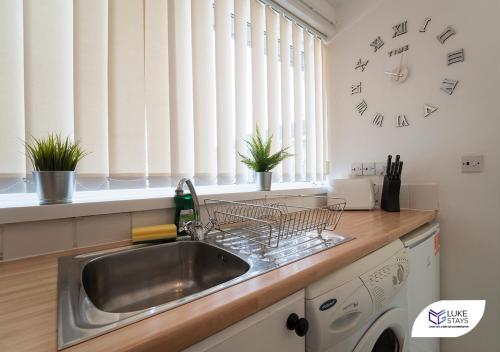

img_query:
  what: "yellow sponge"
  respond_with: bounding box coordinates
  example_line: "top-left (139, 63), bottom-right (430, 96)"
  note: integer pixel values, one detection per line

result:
top-left (132, 224), bottom-right (177, 243)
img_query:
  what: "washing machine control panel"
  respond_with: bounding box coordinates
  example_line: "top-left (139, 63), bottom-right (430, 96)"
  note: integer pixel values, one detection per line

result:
top-left (360, 248), bottom-right (409, 310)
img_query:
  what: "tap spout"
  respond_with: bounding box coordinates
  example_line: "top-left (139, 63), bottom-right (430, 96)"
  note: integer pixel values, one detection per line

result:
top-left (175, 177), bottom-right (202, 226)
top-left (175, 178), bottom-right (212, 240)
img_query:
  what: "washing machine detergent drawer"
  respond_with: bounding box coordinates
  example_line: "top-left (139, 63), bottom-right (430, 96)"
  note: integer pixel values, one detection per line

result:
top-left (306, 277), bottom-right (373, 352)
top-left (359, 248), bottom-right (410, 311)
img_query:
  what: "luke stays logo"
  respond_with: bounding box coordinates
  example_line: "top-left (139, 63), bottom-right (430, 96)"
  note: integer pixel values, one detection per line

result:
top-left (412, 300), bottom-right (485, 337)
top-left (428, 309), bottom-right (446, 325)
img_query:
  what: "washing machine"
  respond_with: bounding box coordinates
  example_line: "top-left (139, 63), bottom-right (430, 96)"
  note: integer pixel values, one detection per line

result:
top-left (305, 239), bottom-right (410, 352)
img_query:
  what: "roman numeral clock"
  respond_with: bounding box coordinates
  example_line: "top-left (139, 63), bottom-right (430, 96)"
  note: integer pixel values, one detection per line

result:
top-left (351, 18), bottom-right (465, 128)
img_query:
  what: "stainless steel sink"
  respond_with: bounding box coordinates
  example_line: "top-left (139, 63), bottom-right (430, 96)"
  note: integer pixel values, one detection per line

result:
top-left (82, 241), bottom-right (249, 313)
top-left (58, 232), bottom-right (352, 349)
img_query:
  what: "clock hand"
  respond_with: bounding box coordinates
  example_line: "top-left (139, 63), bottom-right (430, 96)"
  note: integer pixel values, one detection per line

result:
top-left (384, 71), bottom-right (404, 77)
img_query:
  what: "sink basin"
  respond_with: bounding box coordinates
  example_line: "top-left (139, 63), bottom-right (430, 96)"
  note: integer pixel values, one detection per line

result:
top-left (82, 241), bottom-right (250, 313)
top-left (58, 233), bottom-right (352, 349)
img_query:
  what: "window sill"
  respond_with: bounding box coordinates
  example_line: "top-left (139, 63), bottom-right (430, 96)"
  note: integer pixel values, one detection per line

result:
top-left (0, 182), bottom-right (327, 225)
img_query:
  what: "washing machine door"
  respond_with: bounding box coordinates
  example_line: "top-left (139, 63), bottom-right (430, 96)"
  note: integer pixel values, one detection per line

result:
top-left (353, 308), bottom-right (408, 352)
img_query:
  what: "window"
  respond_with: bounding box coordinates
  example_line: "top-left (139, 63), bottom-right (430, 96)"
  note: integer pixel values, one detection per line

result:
top-left (0, 0), bottom-right (327, 193)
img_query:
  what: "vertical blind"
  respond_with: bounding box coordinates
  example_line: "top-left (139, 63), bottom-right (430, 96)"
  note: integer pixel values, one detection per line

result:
top-left (0, 0), bottom-right (327, 188)
top-left (74, 0), bottom-right (109, 176)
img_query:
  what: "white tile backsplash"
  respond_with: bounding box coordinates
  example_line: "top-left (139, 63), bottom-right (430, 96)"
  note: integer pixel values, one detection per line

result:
top-left (3, 219), bottom-right (74, 260)
top-left (1, 210), bottom-right (174, 261)
top-left (131, 209), bottom-right (174, 228)
top-left (277, 195), bottom-right (326, 208)
top-left (374, 183), bottom-right (438, 210)
top-left (408, 184), bottom-right (439, 210)
top-left (399, 184), bottom-right (410, 208)
top-left (374, 184), bottom-right (409, 208)
top-left (76, 213), bottom-right (131, 247)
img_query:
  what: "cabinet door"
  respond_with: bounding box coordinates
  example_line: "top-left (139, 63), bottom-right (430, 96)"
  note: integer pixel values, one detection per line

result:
top-left (184, 290), bottom-right (305, 352)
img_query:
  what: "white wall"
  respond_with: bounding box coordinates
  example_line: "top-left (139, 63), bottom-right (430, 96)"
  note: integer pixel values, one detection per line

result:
top-left (326, 0), bottom-right (500, 350)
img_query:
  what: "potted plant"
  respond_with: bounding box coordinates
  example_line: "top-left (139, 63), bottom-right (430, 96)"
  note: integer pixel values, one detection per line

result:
top-left (239, 126), bottom-right (292, 191)
top-left (25, 134), bottom-right (87, 205)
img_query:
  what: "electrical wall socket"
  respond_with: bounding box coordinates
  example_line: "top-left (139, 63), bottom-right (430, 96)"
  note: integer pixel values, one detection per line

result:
top-left (375, 162), bottom-right (387, 176)
top-left (362, 162), bottom-right (376, 176)
top-left (461, 155), bottom-right (484, 173)
top-left (351, 162), bottom-right (383, 176)
top-left (351, 163), bottom-right (363, 176)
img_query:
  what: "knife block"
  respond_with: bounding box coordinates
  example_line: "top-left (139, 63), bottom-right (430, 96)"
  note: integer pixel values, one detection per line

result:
top-left (381, 176), bottom-right (400, 212)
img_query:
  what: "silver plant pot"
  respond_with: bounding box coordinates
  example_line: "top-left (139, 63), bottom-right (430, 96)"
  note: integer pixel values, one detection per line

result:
top-left (256, 171), bottom-right (272, 191)
top-left (33, 171), bottom-right (76, 205)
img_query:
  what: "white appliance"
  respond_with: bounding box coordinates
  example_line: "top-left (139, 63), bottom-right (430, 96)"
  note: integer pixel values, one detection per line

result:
top-left (305, 240), bottom-right (410, 352)
top-left (401, 221), bottom-right (441, 352)
top-left (328, 178), bottom-right (375, 210)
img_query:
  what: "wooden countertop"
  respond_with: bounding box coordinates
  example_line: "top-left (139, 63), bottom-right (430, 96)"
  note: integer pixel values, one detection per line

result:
top-left (0, 209), bottom-right (437, 352)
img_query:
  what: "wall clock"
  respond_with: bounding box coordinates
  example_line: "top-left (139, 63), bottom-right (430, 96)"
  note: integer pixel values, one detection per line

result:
top-left (351, 18), bottom-right (465, 128)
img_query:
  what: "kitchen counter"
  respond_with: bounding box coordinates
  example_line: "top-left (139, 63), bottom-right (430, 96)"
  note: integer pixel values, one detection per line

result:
top-left (0, 209), bottom-right (437, 352)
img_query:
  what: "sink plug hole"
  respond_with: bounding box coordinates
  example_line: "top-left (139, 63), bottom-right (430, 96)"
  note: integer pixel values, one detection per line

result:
top-left (217, 253), bottom-right (227, 263)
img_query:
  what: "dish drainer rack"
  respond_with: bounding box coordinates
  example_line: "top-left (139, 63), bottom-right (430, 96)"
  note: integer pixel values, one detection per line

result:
top-left (204, 195), bottom-right (346, 249)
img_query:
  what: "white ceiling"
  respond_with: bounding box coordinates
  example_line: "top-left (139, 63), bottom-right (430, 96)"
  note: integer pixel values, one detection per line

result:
top-left (325, 0), bottom-right (353, 7)
top-left (324, 0), bottom-right (383, 35)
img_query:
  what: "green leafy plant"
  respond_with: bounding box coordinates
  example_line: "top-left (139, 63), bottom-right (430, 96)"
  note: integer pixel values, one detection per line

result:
top-left (25, 133), bottom-right (88, 171)
top-left (239, 126), bottom-right (292, 172)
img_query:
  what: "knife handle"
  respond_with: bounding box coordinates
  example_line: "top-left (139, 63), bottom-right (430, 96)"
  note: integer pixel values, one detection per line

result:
top-left (390, 162), bottom-right (397, 180)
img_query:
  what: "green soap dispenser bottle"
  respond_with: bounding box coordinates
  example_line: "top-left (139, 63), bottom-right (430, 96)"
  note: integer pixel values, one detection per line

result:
top-left (174, 188), bottom-right (196, 236)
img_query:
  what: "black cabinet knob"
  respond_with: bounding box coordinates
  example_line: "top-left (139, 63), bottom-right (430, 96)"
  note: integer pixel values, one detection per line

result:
top-left (286, 313), bottom-right (299, 330)
top-left (295, 318), bottom-right (309, 337)
top-left (286, 313), bottom-right (309, 337)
